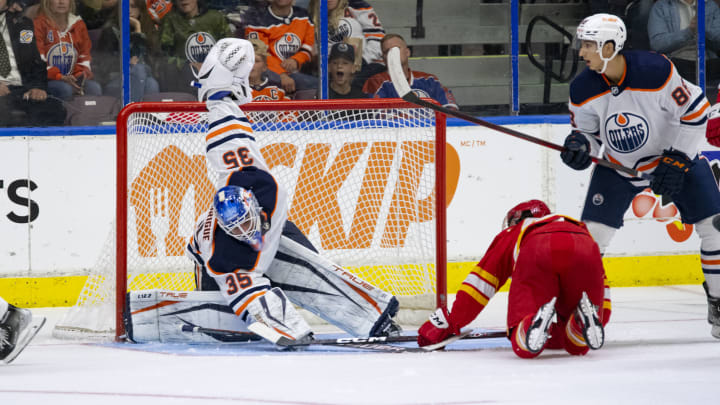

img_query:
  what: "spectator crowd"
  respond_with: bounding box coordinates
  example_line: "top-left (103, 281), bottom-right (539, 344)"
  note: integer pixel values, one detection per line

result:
top-left (1, 0), bottom-right (719, 127)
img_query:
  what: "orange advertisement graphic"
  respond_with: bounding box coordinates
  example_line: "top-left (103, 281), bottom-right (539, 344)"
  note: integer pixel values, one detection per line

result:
top-left (630, 188), bottom-right (693, 242)
top-left (130, 145), bottom-right (215, 257)
top-left (129, 142), bottom-right (461, 257)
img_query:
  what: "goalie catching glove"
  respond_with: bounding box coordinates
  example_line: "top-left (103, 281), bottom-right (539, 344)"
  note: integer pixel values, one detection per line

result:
top-left (417, 308), bottom-right (460, 347)
top-left (192, 38), bottom-right (254, 104)
top-left (650, 149), bottom-right (693, 197)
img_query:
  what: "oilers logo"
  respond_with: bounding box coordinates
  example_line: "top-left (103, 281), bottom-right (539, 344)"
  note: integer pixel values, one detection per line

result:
top-left (330, 18), bottom-right (355, 43)
top-left (185, 32), bottom-right (216, 64)
top-left (20, 30), bottom-right (33, 44)
top-left (411, 88), bottom-right (431, 99)
top-left (46, 42), bottom-right (77, 75)
top-left (275, 33), bottom-right (301, 60)
top-left (604, 112), bottom-right (649, 153)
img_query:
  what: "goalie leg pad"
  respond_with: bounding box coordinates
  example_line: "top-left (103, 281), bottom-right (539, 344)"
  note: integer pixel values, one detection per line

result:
top-left (125, 290), bottom-right (253, 343)
top-left (245, 287), bottom-right (312, 342)
top-left (266, 236), bottom-right (398, 337)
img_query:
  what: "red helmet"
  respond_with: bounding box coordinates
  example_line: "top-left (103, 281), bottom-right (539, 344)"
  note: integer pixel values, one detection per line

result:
top-left (503, 199), bottom-right (551, 229)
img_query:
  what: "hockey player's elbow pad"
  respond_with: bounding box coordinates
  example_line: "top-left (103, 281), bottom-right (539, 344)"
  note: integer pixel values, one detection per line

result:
top-left (561, 131), bottom-right (592, 170)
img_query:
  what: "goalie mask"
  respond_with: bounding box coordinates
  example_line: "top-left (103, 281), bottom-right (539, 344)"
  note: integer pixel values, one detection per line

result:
top-left (214, 186), bottom-right (264, 251)
top-left (503, 199), bottom-right (551, 229)
top-left (573, 13), bottom-right (626, 74)
top-left (192, 38), bottom-right (254, 104)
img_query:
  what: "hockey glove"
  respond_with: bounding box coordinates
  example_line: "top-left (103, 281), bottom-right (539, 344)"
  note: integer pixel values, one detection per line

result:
top-left (707, 104), bottom-right (720, 147)
top-left (417, 308), bottom-right (459, 347)
top-left (650, 149), bottom-right (693, 197)
top-left (561, 132), bottom-right (592, 170)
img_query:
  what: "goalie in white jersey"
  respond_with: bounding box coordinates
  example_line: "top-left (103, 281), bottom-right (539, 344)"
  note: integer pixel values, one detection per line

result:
top-left (184, 38), bottom-right (401, 345)
top-left (563, 14), bottom-right (720, 339)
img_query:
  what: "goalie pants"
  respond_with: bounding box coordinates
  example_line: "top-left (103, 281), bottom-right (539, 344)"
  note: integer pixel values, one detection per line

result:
top-left (507, 228), bottom-right (606, 355)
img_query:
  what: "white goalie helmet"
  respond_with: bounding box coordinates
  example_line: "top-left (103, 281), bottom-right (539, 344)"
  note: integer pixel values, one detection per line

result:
top-left (574, 13), bottom-right (626, 73)
top-left (192, 38), bottom-right (255, 104)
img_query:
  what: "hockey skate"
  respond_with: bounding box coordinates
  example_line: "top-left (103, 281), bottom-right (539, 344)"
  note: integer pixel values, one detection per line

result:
top-left (526, 297), bottom-right (557, 353)
top-left (0, 305), bottom-right (46, 364)
top-left (574, 291), bottom-right (605, 350)
top-left (702, 282), bottom-right (720, 339)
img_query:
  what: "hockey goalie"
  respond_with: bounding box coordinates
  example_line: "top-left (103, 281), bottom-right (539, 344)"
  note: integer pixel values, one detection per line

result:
top-left (125, 38), bottom-right (401, 346)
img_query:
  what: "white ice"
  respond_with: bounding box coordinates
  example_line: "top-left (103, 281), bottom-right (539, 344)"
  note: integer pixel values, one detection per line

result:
top-left (1, 285), bottom-right (718, 405)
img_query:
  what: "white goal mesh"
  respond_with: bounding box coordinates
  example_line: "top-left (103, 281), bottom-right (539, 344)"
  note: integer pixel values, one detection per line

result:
top-left (53, 99), bottom-right (447, 339)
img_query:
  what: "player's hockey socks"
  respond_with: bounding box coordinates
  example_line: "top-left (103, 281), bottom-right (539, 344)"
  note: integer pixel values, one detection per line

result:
top-left (706, 104), bottom-right (720, 147)
top-left (602, 277), bottom-right (612, 324)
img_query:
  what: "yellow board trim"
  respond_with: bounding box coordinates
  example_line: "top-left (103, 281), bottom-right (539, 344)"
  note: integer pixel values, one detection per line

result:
top-left (0, 254), bottom-right (705, 308)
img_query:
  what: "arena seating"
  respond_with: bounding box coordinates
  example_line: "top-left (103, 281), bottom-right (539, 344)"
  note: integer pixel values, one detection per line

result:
top-left (372, 0), bottom-right (588, 110)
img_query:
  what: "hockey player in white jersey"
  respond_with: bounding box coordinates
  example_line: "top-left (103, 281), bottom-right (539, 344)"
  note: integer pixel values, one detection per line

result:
top-left (563, 14), bottom-right (720, 339)
top-left (185, 38), bottom-right (401, 345)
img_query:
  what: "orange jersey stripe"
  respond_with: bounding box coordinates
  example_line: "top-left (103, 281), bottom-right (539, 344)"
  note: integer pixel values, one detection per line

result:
top-left (571, 89), bottom-right (611, 107)
top-left (701, 258), bottom-right (720, 265)
top-left (681, 101), bottom-right (710, 121)
top-left (637, 158), bottom-right (660, 172)
top-left (206, 123), bottom-right (254, 143)
top-left (234, 291), bottom-right (267, 315)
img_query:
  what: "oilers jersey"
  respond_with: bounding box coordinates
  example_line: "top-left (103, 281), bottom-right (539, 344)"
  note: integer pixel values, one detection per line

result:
top-left (569, 50), bottom-right (710, 179)
top-left (346, 0), bottom-right (385, 63)
top-left (186, 100), bottom-right (288, 315)
top-left (371, 70), bottom-right (458, 109)
top-left (244, 6), bottom-right (315, 75)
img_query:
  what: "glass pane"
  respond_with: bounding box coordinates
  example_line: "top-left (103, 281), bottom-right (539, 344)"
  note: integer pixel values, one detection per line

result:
top-left (348, 0), bottom-right (512, 115)
top-left (519, 1), bottom-right (589, 115)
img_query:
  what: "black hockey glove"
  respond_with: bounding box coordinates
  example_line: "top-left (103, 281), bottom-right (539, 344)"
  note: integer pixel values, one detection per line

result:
top-left (561, 131), bottom-right (592, 170)
top-left (650, 149), bottom-right (693, 197)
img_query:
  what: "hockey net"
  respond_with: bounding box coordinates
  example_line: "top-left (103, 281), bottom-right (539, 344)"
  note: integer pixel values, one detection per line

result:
top-left (53, 99), bottom-right (447, 340)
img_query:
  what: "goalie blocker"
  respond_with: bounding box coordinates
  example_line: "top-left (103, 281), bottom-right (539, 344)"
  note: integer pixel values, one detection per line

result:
top-left (125, 236), bottom-right (400, 343)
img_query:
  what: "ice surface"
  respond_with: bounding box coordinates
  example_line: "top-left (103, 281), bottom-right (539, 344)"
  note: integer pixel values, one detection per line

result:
top-left (1, 285), bottom-right (718, 404)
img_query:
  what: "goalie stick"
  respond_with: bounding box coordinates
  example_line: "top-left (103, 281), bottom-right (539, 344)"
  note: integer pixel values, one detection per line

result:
top-left (385, 47), bottom-right (653, 181)
top-left (181, 323), bottom-right (506, 352)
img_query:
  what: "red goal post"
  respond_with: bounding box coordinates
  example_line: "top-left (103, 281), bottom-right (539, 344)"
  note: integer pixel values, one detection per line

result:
top-left (60, 99), bottom-right (448, 340)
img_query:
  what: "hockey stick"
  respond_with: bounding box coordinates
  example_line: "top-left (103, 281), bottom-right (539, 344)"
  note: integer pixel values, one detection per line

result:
top-left (385, 47), bottom-right (653, 181)
top-left (179, 324), bottom-right (263, 342)
top-left (181, 324), bottom-right (506, 350)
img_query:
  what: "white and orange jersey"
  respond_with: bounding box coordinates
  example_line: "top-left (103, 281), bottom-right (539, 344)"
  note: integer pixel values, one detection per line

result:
top-left (187, 175), bottom-right (286, 316)
top-left (204, 99), bottom-right (272, 185)
top-left (346, 0), bottom-right (385, 63)
top-left (187, 95), bottom-right (290, 314)
top-left (569, 50), bottom-right (710, 181)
